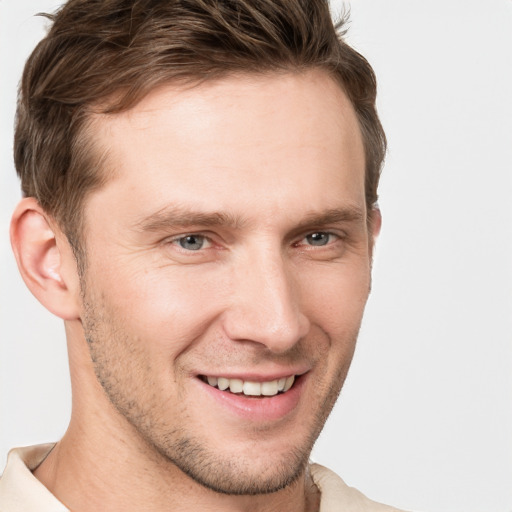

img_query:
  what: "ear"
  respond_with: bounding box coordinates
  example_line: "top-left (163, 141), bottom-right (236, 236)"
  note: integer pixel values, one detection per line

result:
top-left (10, 197), bottom-right (81, 320)
top-left (368, 206), bottom-right (382, 260)
top-left (370, 205), bottom-right (382, 239)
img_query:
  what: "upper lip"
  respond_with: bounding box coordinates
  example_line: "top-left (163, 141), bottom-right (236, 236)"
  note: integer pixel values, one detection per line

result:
top-left (196, 367), bottom-right (310, 382)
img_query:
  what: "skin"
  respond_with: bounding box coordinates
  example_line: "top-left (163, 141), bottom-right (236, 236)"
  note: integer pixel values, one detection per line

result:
top-left (11, 70), bottom-right (380, 512)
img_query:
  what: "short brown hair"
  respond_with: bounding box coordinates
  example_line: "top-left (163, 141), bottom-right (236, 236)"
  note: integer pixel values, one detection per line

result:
top-left (14, 0), bottom-right (386, 245)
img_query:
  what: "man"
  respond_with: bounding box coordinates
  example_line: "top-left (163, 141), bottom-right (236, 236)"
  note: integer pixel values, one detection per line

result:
top-left (0, 0), bottom-right (405, 510)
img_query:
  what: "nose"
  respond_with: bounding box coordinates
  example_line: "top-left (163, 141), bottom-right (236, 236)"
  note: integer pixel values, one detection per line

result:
top-left (222, 247), bottom-right (310, 353)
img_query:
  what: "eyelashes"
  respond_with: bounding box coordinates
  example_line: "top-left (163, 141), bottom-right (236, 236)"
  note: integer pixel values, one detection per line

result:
top-left (296, 232), bottom-right (340, 248)
top-left (166, 230), bottom-right (343, 256)
top-left (171, 234), bottom-right (211, 251)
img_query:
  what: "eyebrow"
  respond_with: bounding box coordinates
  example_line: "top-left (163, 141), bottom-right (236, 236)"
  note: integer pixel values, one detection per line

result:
top-left (135, 204), bottom-right (365, 233)
top-left (135, 205), bottom-right (247, 232)
top-left (293, 207), bottom-right (366, 230)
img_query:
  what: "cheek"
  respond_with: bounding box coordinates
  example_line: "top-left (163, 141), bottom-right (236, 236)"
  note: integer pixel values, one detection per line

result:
top-left (297, 264), bottom-right (370, 383)
top-left (94, 263), bottom-right (228, 354)
top-left (299, 261), bottom-right (371, 330)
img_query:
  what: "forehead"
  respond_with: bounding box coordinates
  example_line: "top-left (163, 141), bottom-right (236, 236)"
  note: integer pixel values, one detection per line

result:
top-left (85, 70), bottom-right (366, 228)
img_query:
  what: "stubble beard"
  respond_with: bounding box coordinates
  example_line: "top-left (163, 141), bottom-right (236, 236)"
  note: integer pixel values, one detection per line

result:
top-left (81, 288), bottom-right (354, 497)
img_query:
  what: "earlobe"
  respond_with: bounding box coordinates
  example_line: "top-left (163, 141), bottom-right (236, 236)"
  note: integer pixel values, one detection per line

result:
top-left (10, 197), bottom-right (81, 321)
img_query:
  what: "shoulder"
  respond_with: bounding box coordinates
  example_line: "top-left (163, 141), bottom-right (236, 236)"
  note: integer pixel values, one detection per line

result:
top-left (0, 444), bottom-right (68, 511)
top-left (311, 463), bottom-right (411, 512)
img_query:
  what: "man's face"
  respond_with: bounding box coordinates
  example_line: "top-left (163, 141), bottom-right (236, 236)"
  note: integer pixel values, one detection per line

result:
top-left (78, 70), bottom-right (373, 494)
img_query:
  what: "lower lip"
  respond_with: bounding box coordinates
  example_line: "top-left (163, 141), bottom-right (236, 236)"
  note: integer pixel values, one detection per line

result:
top-left (196, 375), bottom-right (306, 422)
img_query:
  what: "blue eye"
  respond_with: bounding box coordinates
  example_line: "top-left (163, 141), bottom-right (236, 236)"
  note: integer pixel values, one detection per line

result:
top-left (305, 232), bottom-right (332, 246)
top-left (177, 235), bottom-right (207, 251)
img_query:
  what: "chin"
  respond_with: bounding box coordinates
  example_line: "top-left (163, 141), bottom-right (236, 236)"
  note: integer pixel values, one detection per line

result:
top-left (172, 443), bottom-right (309, 495)
top-left (148, 429), bottom-right (314, 496)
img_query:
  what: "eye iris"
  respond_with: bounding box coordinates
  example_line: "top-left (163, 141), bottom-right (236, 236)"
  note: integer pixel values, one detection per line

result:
top-left (306, 232), bottom-right (329, 246)
top-left (179, 235), bottom-right (204, 250)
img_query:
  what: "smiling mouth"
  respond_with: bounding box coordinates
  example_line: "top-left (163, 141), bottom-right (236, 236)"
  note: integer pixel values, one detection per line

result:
top-left (200, 375), bottom-right (296, 397)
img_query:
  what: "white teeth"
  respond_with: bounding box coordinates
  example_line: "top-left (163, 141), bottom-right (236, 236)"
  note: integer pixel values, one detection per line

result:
top-left (204, 375), bottom-right (296, 396)
top-left (228, 378), bottom-right (243, 393)
top-left (217, 377), bottom-right (229, 391)
top-left (261, 380), bottom-right (279, 396)
top-left (283, 375), bottom-right (295, 392)
top-left (243, 381), bottom-right (261, 396)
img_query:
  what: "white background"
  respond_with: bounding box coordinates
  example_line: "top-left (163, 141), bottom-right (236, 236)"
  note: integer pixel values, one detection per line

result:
top-left (1, 1), bottom-right (511, 511)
